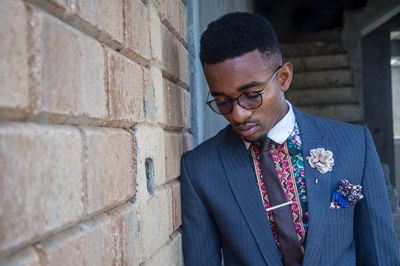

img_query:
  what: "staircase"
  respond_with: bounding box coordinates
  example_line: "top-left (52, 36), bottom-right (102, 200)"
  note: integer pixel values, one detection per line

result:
top-left (281, 29), bottom-right (363, 124)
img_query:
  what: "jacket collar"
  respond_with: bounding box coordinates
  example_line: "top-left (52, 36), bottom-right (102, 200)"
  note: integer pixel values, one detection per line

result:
top-left (293, 108), bottom-right (332, 265)
top-left (218, 126), bottom-right (283, 265)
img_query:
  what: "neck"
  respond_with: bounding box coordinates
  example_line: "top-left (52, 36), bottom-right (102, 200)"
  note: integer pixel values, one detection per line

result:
top-left (256, 100), bottom-right (289, 143)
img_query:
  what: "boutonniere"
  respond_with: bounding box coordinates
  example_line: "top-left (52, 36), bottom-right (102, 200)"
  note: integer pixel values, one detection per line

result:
top-left (306, 148), bottom-right (334, 174)
top-left (330, 179), bottom-right (364, 209)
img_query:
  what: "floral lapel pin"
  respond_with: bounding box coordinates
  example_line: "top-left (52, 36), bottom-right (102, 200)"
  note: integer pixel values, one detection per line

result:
top-left (330, 179), bottom-right (364, 209)
top-left (306, 148), bottom-right (334, 174)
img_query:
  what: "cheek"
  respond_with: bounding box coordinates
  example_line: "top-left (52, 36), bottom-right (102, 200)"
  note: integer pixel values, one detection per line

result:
top-left (258, 95), bottom-right (285, 123)
top-left (222, 114), bottom-right (235, 124)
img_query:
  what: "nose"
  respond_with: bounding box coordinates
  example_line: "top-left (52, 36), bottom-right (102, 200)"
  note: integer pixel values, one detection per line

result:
top-left (230, 101), bottom-right (252, 124)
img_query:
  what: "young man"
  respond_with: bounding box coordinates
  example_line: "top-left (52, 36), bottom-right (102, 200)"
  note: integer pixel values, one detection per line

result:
top-left (180, 12), bottom-right (399, 265)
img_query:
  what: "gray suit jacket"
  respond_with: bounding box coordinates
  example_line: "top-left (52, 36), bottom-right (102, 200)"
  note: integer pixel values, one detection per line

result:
top-left (180, 109), bottom-right (399, 265)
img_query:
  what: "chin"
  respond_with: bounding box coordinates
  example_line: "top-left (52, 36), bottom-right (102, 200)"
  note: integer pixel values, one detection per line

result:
top-left (243, 134), bottom-right (266, 144)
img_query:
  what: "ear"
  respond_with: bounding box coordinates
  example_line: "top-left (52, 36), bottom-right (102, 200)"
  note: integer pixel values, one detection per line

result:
top-left (278, 62), bottom-right (293, 92)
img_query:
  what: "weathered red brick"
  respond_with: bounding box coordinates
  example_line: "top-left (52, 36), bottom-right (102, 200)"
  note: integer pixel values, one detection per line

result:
top-left (157, 0), bottom-right (186, 41)
top-left (182, 131), bottom-right (193, 152)
top-left (34, 11), bottom-right (107, 124)
top-left (0, 247), bottom-right (40, 266)
top-left (134, 125), bottom-right (166, 186)
top-left (35, 214), bottom-right (114, 265)
top-left (24, 0), bottom-right (68, 18)
top-left (122, 0), bottom-right (151, 62)
top-left (105, 47), bottom-right (146, 127)
top-left (179, 0), bottom-right (186, 41)
top-left (146, 231), bottom-right (183, 266)
top-left (82, 127), bottom-right (135, 215)
top-left (74, 0), bottom-right (124, 48)
top-left (159, 0), bottom-right (180, 38)
top-left (108, 203), bottom-right (140, 265)
top-left (164, 80), bottom-right (190, 129)
top-left (0, 123), bottom-right (83, 254)
top-left (149, 5), bottom-right (163, 62)
top-left (140, 188), bottom-right (170, 258)
top-left (161, 25), bottom-right (188, 86)
top-left (45, 0), bottom-right (68, 18)
top-left (165, 132), bottom-right (182, 182)
top-left (169, 181), bottom-right (182, 232)
top-left (0, 0), bottom-right (30, 119)
top-left (144, 67), bottom-right (164, 123)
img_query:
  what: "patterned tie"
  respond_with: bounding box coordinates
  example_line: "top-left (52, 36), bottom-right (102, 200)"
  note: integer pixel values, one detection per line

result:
top-left (259, 137), bottom-right (303, 266)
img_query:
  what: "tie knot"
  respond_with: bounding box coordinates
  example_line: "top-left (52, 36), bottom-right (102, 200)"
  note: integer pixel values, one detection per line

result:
top-left (260, 137), bottom-right (272, 153)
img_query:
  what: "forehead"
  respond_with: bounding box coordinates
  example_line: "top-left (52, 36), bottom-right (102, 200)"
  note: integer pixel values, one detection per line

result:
top-left (203, 50), bottom-right (274, 93)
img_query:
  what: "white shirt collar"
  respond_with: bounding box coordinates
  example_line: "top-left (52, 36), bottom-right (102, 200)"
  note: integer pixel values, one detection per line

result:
top-left (244, 100), bottom-right (295, 149)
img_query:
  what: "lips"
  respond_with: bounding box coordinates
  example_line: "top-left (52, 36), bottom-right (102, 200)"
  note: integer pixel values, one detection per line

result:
top-left (235, 124), bottom-right (257, 137)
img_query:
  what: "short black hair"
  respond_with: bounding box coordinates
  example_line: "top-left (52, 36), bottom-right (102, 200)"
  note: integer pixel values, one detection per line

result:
top-left (200, 12), bottom-right (281, 65)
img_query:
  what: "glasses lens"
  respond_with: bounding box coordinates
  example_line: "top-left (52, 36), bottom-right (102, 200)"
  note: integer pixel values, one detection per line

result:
top-left (238, 93), bottom-right (262, 110)
top-left (210, 99), bottom-right (232, 114)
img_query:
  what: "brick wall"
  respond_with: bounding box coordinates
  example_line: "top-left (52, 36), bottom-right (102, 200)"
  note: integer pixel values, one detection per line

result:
top-left (0, 0), bottom-right (190, 265)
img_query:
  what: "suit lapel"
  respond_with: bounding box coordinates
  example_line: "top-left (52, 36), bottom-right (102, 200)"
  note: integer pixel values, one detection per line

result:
top-left (294, 109), bottom-right (332, 265)
top-left (218, 127), bottom-right (283, 266)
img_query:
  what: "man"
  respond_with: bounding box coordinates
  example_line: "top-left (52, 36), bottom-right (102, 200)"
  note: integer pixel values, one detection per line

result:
top-left (180, 12), bottom-right (399, 265)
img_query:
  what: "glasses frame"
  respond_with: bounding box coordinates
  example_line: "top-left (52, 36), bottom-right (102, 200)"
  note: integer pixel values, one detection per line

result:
top-left (206, 65), bottom-right (282, 115)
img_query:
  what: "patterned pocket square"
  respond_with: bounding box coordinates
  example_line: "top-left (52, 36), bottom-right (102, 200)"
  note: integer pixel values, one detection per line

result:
top-left (330, 179), bottom-right (364, 209)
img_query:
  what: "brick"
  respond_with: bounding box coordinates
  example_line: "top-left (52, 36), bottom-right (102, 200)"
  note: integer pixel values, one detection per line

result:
top-left (182, 132), bottom-right (193, 152)
top-left (164, 132), bottom-right (182, 182)
top-left (74, 0), bottom-right (124, 48)
top-left (24, 0), bottom-right (69, 18)
top-left (134, 125), bottom-right (166, 190)
top-left (0, 0), bottom-right (30, 117)
top-left (82, 127), bottom-right (135, 215)
top-left (159, 0), bottom-right (181, 38)
top-left (105, 48), bottom-right (145, 126)
top-left (182, 88), bottom-right (191, 129)
top-left (108, 203), bottom-right (140, 266)
top-left (179, 0), bottom-right (186, 41)
top-left (149, 4), bottom-right (162, 62)
top-left (122, 0), bottom-right (151, 62)
top-left (35, 12), bottom-right (107, 124)
top-left (157, 0), bottom-right (186, 41)
top-left (144, 67), bottom-right (165, 123)
top-left (0, 247), bottom-right (40, 266)
top-left (0, 123), bottom-right (83, 254)
top-left (45, 0), bottom-right (68, 18)
top-left (146, 232), bottom-right (183, 266)
top-left (161, 25), bottom-right (188, 86)
top-left (140, 188), bottom-right (170, 258)
top-left (36, 214), bottom-right (114, 266)
top-left (164, 80), bottom-right (190, 129)
top-left (169, 181), bottom-right (182, 232)
top-left (24, 0), bottom-right (48, 7)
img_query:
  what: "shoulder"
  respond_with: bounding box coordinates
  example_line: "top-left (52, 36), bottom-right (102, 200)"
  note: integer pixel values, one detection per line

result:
top-left (295, 108), bottom-right (367, 140)
top-left (180, 126), bottom-right (232, 194)
top-left (181, 125), bottom-right (231, 167)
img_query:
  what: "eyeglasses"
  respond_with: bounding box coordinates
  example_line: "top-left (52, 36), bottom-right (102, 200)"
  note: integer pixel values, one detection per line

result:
top-left (206, 66), bottom-right (282, 115)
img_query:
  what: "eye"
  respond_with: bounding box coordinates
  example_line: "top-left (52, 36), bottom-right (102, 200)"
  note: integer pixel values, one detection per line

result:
top-left (243, 91), bottom-right (261, 99)
top-left (215, 98), bottom-right (231, 106)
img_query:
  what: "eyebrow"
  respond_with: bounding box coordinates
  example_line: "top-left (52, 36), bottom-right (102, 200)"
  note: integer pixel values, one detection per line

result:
top-left (237, 81), bottom-right (264, 91)
top-left (210, 81), bottom-right (264, 97)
